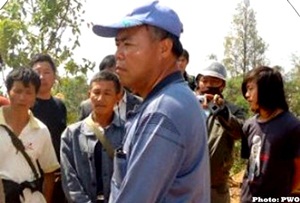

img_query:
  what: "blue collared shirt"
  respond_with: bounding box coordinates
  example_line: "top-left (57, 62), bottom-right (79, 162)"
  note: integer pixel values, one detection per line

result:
top-left (110, 71), bottom-right (210, 203)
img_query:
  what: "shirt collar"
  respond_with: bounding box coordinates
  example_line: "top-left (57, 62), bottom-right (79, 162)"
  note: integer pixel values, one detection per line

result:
top-left (0, 107), bottom-right (41, 129)
top-left (122, 90), bottom-right (127, 104)
top-left (144, 71), bottom-right (184, 102)
top-left (85, 112), bottom-right (124, 129)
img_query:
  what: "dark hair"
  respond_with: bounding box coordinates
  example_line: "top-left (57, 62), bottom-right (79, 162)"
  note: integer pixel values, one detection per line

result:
top-left (180, 49), bottom-right (189, 62)
top-left (148, 25), bottom-right (183, 58)
top-left (99, 55), bottom-right (116, 71)
top-left (90, 70), bottom-right (121, 94)
top-left (30, 53), bottom-right (56, 73)
top-left (6, 67), bottom-right (41, 93)
top-left (241, 66), bottom-right (288, 111)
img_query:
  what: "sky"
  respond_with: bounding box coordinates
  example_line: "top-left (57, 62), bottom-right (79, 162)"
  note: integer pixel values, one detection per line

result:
top-left (0, 0), bottom-right (299, 78)
top-left (74, 0), bottom-right (300, 78)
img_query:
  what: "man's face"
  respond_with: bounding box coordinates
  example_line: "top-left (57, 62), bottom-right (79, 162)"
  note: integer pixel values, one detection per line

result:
top-left (89, 80), bottom-right (120, 116)
top-left (245, 81), bottom-right (259, 113)
top-left (114, 25), bottom-right (162, 96)
top-left (198, 76), bottom-right (224, 95)
top-left (8, 81), bottom-right (37, 110)
top-left (32, 62), bottom-right (56, 95)
top-left (177, 56), bottom-right (188, 73)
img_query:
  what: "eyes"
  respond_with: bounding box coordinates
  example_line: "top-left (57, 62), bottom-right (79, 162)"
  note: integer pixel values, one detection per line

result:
top-left (92, 90), bottom-right (114, 97)
top-left (200, 77), bottom-right (223, 87)
top-left (13, 88), bottom-right (35, 96)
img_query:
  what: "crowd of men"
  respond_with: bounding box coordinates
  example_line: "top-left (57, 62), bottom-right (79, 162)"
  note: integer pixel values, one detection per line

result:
top-left (0, 1), bottom-right (300, 203)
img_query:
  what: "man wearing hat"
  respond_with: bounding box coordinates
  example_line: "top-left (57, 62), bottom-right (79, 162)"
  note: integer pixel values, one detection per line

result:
top-left (197, 61), bottom-right (245, 203)
top-left (92, 1), bottom-right (210, 202)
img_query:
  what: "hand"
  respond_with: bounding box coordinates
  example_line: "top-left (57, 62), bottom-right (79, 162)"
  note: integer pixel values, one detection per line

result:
top-left (200, 94), bottom-right (223, 107)
top-left (212, 94), bottom-right (225, 107)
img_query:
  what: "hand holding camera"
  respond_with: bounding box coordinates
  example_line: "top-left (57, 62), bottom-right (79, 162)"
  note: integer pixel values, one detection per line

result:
top-left (196, 94), bottom-right (225, 114)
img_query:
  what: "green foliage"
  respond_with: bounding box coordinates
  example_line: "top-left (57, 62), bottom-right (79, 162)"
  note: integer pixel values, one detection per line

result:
top-left (285, 54), bottom-right (300, 117)
top-left (53, 75), bottom-right (89, 124)
top-left (0, 0), bottom-right (96, 123)
top-left (223, 76), bottom-right (251, 176)
top-left (230, 140), bottom-right (246, 176)
top-left (223, 1), bottom-right (268, 76)
top-left (0, 0), bottom-right (94, 73)
top-left (223, 76), bottom-right (251, 117)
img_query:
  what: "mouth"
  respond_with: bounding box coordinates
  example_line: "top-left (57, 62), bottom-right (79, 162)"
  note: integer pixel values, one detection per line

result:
top-left (116, 66), bottom-right (125, 73)
top-left (94, 104), bottom-right (106, 108)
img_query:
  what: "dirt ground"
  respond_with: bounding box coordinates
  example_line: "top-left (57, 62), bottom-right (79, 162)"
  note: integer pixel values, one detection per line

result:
top-left (229, 169), bottom-right (245, 203)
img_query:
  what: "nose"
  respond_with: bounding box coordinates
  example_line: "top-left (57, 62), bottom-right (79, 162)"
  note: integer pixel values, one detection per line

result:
top-left (245, 90), bottom-right (250, 99)
top-left (115, 45), bottom-right (125, 61)
top-left (19, 92), bottom-right (27, 100)
top-left (95, 94), bottom-right (105, 102)
top-left (39, 73), bottom-right (44, 79)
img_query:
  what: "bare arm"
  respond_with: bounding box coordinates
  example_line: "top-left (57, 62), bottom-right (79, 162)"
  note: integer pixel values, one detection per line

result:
top-left (0, 179), bottom-right (5, 203)
top-left (292, 158), bottom-right (300, 194)
top-left (43, 172), bottom-right (56, 203)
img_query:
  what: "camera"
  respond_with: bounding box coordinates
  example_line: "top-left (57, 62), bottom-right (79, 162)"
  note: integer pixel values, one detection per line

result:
top-left (208, 102), bottom-right (220, 114)
top-left (196, 95), bottom-right (206, 104)
top-left (196, 94), bottom-right (220, 114)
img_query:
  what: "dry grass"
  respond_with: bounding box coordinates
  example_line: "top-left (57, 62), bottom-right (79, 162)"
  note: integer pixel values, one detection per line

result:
top-left (229, 169), bottom-right (245, 203)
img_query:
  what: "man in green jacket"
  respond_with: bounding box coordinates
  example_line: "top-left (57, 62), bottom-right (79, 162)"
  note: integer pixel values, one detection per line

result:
top-left (197, 61), bottom-right (246, 203)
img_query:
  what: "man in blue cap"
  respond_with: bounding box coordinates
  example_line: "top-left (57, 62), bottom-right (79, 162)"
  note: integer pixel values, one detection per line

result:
top-left (93, 1), bottom-right (210, 202)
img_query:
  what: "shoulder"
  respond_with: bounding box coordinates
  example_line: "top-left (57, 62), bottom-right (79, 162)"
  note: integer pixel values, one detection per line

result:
top-left (79, 99), bottom-right (92, 107)
top-left (280, 111), bottom-right (300, 130)
top-left (32, 116), bottom-right (49, 131)
top-left (225, 101), bottom-right (244, 113)
top-left (142, 83), bottom-right (204, 130)
top-left (243, 115), bottom-right (257, 130)
top-left (153, 83), bottom-right (199, 112)
top-left (80, 98), bottom-right (91, 105)
top-left (64, 121), bottom-right (85, 134)
top-left (52, 97), bottom-right (66, 108)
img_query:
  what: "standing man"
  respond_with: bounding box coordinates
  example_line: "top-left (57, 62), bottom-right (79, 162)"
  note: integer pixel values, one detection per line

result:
top-left (197, 61), bottom-right (245, 203)
top-left (61, 71), bottom-right (124, 203)
top-left (78, 54), bottom-right (141, 121)
top-left (0, 68), bottom-right (59, 203)
top-left (177, 49), bottom-right (196, 90)
top-left (241, 66), bottom-right (300, 202)
top-left (30, 53), bottom-right (67, 202)
top-left (92, 1), bottom-right (210, 202)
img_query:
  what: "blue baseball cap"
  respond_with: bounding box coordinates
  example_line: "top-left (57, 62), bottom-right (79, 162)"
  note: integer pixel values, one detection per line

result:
top-left (92, 1), bottom-right (183, 38)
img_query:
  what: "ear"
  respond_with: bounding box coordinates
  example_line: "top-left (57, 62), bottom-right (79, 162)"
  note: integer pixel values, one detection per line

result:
top-left (117, 91), bottom-right (123, 102)
top-left (160, 38), bottom-right (173, 57)
top-left (220, 81), bottom-right (226, 92)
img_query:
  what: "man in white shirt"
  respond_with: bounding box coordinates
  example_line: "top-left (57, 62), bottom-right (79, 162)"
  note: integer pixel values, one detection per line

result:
top-left (0, 67), bottom-right (59, 203)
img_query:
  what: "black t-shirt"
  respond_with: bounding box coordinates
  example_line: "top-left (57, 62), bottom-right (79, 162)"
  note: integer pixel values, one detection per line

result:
top-left (241, 111), bottom-right (300, 202)
top-left (31, 97), bottom-right (67, 162)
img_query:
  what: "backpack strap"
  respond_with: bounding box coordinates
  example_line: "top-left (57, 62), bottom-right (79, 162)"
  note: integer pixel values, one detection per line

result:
top-left (0, 124), bottom-right (39, 180)
top-left (85, 116), bottom-right (115, 159)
